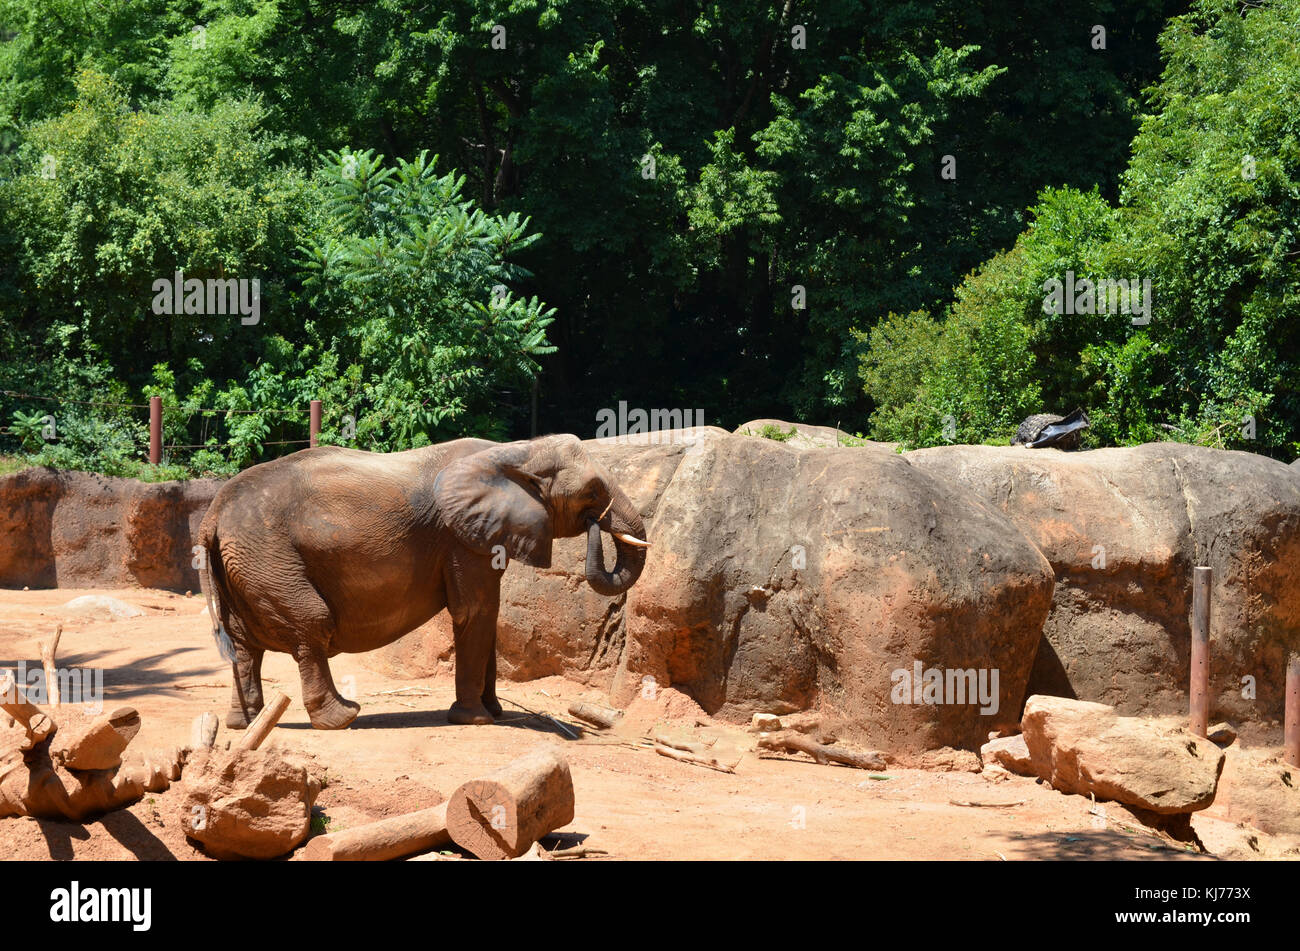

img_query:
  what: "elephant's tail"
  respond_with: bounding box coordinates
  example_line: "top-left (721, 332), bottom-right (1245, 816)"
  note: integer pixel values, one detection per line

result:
top-left (199, 518), bottom-right (237, 664)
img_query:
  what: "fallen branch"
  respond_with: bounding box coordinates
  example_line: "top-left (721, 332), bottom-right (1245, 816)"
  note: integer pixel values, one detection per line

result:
top-left (654, 743), bottom-right (735, 774)
top-left (39, 624), bottom-right (62, 706)
top-left (498, 696), bottom-right (579, 739)
top-left (948, 799), bottom-right (1026, 809)
top-left (756, 730), bottom-right (884, 770)
top-left (649, 731), bottom-right (716, 754)
top-left (547, 846), bottom-right (608, 860)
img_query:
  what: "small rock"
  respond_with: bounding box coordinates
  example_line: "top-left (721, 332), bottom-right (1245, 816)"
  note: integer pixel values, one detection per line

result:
top-left (980, 734), bottom-right (1034, 777)
top-left (750, 713), bottom-right (782, 732)
top-left (60, 595), bottom-right (145, 619)
top-left (181, 746), bottom-right (320, 860)
top-left (919, 747), bottom-right (982, 772)
top-left (1208, 721), bottom-right (1238, 746)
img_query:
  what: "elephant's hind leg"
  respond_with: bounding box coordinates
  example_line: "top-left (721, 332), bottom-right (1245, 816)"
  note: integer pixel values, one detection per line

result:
top-left (227, 640), bottom-right (265, 730)
top-left (295, 639), bottom-right (360, 730)
top-left (258, 578), bottom-right (359, 730)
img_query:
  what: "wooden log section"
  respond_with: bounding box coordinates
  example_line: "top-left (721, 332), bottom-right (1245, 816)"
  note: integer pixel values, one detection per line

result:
top-left (236, 691), bottom-right (292, 751)
top-left (446, 748), bottom-right (575, 860)
top-left (304, 802), bottom-right (451, 862)
top-left (567, 702), bottom-right (622, 730)
top-left (756, 730), bottom-right (886, 770)
top-left (0, 669), bottom-right (57, 744)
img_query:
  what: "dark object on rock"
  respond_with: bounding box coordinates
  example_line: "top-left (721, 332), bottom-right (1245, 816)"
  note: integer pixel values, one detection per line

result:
top-left (1013, 409), bottom-right (1090, 449)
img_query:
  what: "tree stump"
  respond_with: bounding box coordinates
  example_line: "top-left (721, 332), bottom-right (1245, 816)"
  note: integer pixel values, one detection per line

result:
top-left (446, 748), bottom-right (574, 860)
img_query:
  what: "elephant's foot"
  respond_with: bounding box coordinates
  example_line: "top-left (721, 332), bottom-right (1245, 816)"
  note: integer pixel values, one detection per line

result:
top-left (307, 694), bottom-right (360, 730)
top-left (226, 703), bottom-right (261, 730)
top-left (448, 701), bottom-right (495, 726)
top-left (481, 695), bottom-right (503, 719)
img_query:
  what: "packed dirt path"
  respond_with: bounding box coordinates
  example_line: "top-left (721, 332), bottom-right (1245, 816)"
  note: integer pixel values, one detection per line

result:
top-left (0, 587), bottom-right (1288, 861)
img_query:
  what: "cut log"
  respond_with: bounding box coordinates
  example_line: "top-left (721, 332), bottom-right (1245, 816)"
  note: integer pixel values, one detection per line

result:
top-left (304, 802), bottom-right (451, 862)
top-left (237, 691), bottom-right (291, 751)
top-left (446, 748), bottom-right (575, 860)
top-left (50, 707), bottom-right (141, 771)
top-left (756, 730), bottom-right (885, 770)
top-left (0, 669), bottom-right (57, 745)
top-left (567, 702), bottom-right (622, 730)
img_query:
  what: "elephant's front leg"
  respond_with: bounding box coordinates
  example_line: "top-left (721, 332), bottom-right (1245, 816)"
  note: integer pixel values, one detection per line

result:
top-left (446, 550), bottom-right (502, 725)
top-left (295, 641), bottom-right (360, 730)
top-left (227, 641), bottom-right (264, 730)
top-left (481, 643), bottom-right (502, 719)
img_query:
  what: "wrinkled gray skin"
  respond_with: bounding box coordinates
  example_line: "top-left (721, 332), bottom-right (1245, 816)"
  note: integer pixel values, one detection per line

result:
top-left (198, 434), bottom-right (647, 729)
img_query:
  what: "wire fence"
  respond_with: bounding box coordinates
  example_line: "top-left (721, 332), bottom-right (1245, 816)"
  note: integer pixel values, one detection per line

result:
top-left (0, 389), bottom-right (320, 467)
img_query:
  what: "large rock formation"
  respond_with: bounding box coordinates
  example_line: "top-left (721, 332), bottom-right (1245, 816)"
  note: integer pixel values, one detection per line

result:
top-left (0, 467), bottom-right (220, 591)
top-left (609, 435), bottom-right (1054, 752)
top-left (906, 443), bottom-right (1300, 723)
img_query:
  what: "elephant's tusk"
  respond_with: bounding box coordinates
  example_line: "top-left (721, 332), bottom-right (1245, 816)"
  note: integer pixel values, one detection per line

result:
top-left (611, 531), bottom-right (651, 548)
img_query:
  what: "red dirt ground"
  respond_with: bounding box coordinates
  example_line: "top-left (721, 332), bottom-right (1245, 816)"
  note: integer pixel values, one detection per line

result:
top-left (0, 587), bottom-right (1294, 861)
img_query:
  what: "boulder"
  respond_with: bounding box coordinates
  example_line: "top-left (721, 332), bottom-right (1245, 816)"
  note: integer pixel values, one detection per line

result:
top-left (0, 468), bottom-right (221, 592)
top-left (1212, 750), bottom-right (1300, 835)
top-left (1020, 695), bottom-right (1224, 814)
top-left (610, 434), bottom-right (1054, 752)
top-left (181, 746), bottom-right (320, 860)
top-left (906, 443), bottom-right (1300, 723)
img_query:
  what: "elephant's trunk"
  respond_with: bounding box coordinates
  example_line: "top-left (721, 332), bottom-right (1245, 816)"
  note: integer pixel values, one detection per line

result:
top-left (585, 486), bottom-right (648, 596)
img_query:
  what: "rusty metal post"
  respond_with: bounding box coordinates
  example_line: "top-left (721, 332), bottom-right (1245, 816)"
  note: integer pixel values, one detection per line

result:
top-left (149, 396), bottom-right (162, 465)
top-left (1285, 652), bottom-right (1300, 768)
top-left (1190, 566), bottom-right (1212, 737)
top-left (309, 399), bottom-right (322, 448)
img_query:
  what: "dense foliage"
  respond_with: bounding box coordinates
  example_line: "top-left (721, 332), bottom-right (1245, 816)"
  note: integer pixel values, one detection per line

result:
top-left (862, 0), bottom-right (1300, 455)
top-left (6, 0), bottom-right (1293, 473)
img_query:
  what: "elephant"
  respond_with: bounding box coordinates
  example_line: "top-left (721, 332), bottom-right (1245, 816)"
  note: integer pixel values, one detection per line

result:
top-left (197, 434), bottom-right (650, 730)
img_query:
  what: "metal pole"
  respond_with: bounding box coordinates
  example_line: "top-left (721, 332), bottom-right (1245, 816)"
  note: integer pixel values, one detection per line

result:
top-left (149, 396), bottom-right (162, 465)
top-left (309, 400), bottom-right (322, 448)
top-left (1190, 566), bottom-right (1212, 737)
top-left (1285, 652), bottom-right (1300, 768)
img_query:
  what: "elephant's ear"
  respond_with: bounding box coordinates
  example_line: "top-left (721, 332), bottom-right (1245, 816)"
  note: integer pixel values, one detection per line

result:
top-left (432, 441), bottom-right (553, 569)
